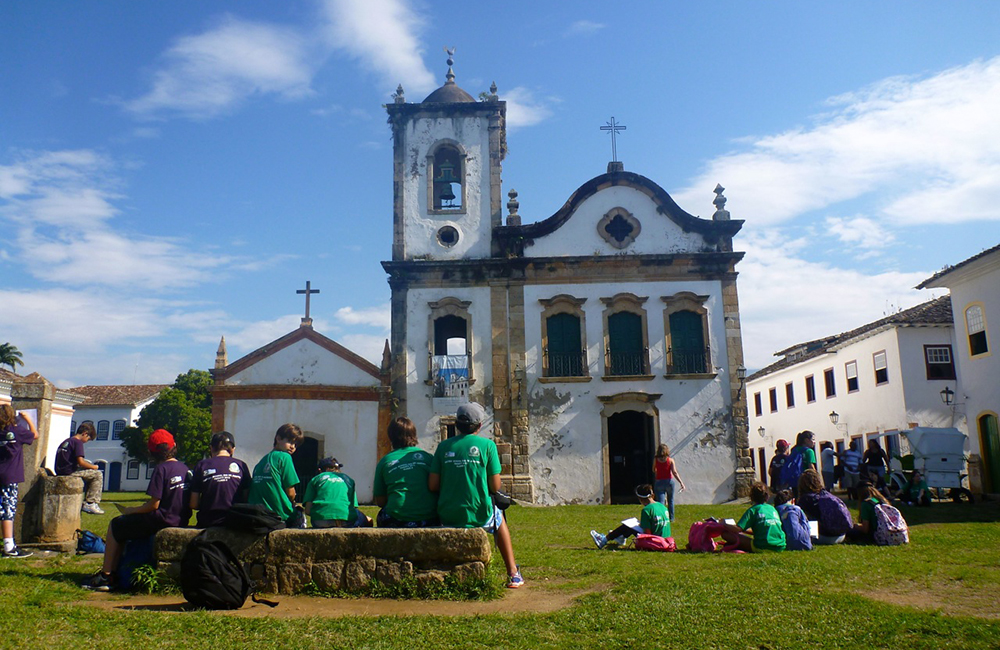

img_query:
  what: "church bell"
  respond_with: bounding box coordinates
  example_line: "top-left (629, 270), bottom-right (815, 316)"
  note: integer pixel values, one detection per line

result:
top-left (435, 161), bottom-right (458, 205)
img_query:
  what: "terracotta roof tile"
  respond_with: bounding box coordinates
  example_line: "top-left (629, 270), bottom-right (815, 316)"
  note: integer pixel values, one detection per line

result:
top-left (917, 242), bottom-right (1000, 288)
top-left (748, 295), bottom-right (953, 382)
top-left (66, 384), bottom-right (169, 406)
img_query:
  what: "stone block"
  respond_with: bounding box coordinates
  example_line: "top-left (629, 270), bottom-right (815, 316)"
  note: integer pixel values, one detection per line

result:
top-left (452, 561), bottom-right (486, 582)
top-left (343, 558), bottom-right (376, 591)
top-left (278, 563), bottom-right (313, 594)
top-left (376, 560), bottom-right (404, 585)
top-left (312, 561), bottom-right (345, 590)
top-left (415, 570), bottom-right (447, 588)
top-left (34, 476), bottom-right (85, 545)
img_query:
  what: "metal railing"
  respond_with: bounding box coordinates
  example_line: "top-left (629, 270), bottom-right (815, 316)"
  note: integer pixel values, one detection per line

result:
top-left (666, 347), bottom-right (710, 374)
top-left (544, 350), bottom-right (587, 377)
top-left (607, 350), bottom-right (647, 376)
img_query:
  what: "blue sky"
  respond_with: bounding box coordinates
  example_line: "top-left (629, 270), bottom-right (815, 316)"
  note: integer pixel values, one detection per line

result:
top-left (2, 1), bottom-right (999, 387)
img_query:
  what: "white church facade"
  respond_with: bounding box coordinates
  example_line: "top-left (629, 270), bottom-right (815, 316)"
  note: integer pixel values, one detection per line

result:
top-left (382, 60), bottom-right (751, 504)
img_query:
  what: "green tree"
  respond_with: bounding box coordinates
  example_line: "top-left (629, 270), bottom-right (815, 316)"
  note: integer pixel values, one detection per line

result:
top-left (121, 369), bottom-right (213, 467)
top-left (0, 343), bottom-right (24, 372)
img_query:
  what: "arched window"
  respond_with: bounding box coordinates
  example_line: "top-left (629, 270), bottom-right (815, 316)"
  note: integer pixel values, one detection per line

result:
top-left (96, 420), bottom-right (110, 441)
top-left (112, 420), bottom-right (126, 440)
top-left (662, 292), bottom-right (711, 376)
top-left (540, 295), bottom-right (588, 379)
top-left (126, 460), bottom-right (140, 481)
top-left (966, 304), bottom-right (989, 356)
top-left (427, 297), bottom-right (473, 396)
top-left (428, 143), bottom-right (465, 212)
top-left (601, 294), bottom-right (649, 377)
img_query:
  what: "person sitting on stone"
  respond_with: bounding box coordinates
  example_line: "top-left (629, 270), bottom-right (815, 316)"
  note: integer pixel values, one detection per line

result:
top-left (429, 402), bottom-right (523, 588)
top-left (54, 422), bottom-right (105, 515)
top-left (248, 423), bottom-right (303, 526)
top-left (84, 429), bottom-right (188, 591)
top-left (303, 456), bottom-right (373, 528)
top-left (373, 417), bottom-right (438, 528)
top-left (188, 431), bottom-right (251, 528)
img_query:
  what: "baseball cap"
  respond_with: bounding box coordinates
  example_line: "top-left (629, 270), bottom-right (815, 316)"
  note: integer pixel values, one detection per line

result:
top-left (319, 457), bottom-right (343, 470)
top-left (148, 429), bottom-right (175, 453)
top-left (456, 403), bottom-right (486, 427)
top-left (776, 439), bottom-right (789, 450)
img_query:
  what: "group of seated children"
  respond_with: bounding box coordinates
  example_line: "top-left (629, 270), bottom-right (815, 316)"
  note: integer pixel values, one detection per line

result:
top-left (590, 484), bottom-right (670, 549)
top-left (85, 401), bottom-right (524, 591)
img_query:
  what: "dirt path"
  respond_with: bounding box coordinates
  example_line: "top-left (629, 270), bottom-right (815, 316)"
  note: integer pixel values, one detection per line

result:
top-left (80, 583), bottom-right (606, 618)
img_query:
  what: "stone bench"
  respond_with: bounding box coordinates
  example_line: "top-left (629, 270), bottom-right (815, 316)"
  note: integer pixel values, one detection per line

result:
top-left (154, 527), bottom-right (492, 595)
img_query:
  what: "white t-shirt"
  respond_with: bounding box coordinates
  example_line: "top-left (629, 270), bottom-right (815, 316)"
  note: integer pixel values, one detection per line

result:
top-left (821, 448), bottom-right (836, 474)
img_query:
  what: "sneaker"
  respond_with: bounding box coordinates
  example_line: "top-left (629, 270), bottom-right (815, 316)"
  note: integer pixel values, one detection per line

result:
top-left (1, 546), bottom-right (33, 559)
top-left (82, 503), bottom-right (105, 515)
top-left (590, 530), bottom-right (607, 550)
top-left (507, 567), bottom-right (524, 589)
top-left (84, 571), bottom-right (116, 592)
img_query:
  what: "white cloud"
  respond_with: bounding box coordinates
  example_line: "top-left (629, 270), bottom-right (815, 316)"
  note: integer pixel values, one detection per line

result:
top-left (564, 20), bottom-right (605, 37)
top-left (335, 303), bottom-right (390, 329)
top-left (504, 87), bottom-right (556, 129)
top-left (0, 149), bottom-right (238, 290)
top-left (318, 0), bottom-right (435, 95)
top-left (672, 57), bottom-right (1000, 228)
top-left (825, 215), bottom-right (895, 254)
top-left (338, 333), bottom-right (389, 365)
top-left (126, 16), bottom-right (315, 119)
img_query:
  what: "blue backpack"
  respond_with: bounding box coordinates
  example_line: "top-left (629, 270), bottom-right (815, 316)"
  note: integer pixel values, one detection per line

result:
top-left (776, 504), bottom-right (812, 551)
top-left (76, 529), bottom-right (106, 554)
top-left (779, 448), bottom-right (805, 490)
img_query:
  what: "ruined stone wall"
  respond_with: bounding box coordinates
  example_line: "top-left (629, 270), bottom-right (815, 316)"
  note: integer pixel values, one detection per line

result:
top-left (155, 527), bottom-right (491, 595)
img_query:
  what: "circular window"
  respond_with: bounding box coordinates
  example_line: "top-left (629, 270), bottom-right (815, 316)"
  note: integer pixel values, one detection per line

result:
top-left (437, 226), bottom-right (459, 247)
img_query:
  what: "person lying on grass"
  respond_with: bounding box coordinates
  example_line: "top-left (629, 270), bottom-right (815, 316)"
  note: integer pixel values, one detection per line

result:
top-left (590, 484), bottom-right (670, 549)
top-left (719, 481), bottom-right (786, 552)
top-left (84, 429), bottom-right (188, 591)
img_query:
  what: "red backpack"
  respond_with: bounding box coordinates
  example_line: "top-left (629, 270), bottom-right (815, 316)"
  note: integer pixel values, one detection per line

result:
top-left (635, 534), bottom-right (676, 552)
top-left (687, 520), bottom-right (726, 552)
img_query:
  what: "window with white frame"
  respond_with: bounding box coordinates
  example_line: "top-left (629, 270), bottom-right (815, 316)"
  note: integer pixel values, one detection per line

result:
top-left (965, 305), bottom-right (989, 356)
top-left (785, 382), bottom-right (795, 408)
top-left (768, 387), bottom-right (778, 413)
top-left (924, 345), bottom-right (956, 380)
top-left (824, 368), bottom-right (836, 398)
top-left (805, 375), bottom-right (816, 403)
top-left (845, 361), bottom-right (859, 392)
top-left (112, 420), bottom-right (126, 440)
top-left (96, 420), bottom-right (110, 441)
top-left (873, 351), bottom-right (889, 385)
top-left (145, 463), bottom-right (155, 480)
top-left (126, 460), bottom-right (140, 480)
top-left (753, 392), bottom-right (762, 417)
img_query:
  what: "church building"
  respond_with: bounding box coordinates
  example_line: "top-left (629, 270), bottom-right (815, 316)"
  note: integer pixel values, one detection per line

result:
top-left (382, 57), bottom-right (752, 505)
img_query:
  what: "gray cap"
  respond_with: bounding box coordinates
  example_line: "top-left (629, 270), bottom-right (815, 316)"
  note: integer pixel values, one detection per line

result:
top-left (456, 402), bottom-right (486, 427)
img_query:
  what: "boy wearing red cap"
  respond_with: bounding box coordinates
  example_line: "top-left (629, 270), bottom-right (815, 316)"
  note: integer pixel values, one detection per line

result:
top-left (84, 429), bottom-right (189, 591)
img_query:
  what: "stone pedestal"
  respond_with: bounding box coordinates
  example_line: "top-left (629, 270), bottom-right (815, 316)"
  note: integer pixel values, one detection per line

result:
top-left (21, 476), bottom-right (84, 552)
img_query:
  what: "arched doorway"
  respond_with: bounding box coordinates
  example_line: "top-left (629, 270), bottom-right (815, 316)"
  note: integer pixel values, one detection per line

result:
top-left (291, 436), bottom-right (322, 502)
top-left (95, 461), bottom-right (108, 489)
top-left (600, 392), bottom-right (661, 504)
top-left (108, 462), bottom-right (122, 491)
top-left (979, 413), bottom-right (1000, 493)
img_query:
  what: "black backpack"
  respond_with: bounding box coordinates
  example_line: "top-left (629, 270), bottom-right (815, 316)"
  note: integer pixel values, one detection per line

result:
top-left (222, 503), bottom-right (287, 535)
top-left (180, 535), bottom-right (251, 610)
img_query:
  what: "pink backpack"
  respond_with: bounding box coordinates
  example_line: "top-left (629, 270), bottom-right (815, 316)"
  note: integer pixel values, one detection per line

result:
top-left (687, 520), bottom-right (726, 552)
top-left (635, 534), bottom-right (676, 552)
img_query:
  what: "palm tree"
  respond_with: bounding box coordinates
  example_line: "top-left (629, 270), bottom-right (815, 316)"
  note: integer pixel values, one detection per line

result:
top-left (0, 343), bottom-right (24, 373)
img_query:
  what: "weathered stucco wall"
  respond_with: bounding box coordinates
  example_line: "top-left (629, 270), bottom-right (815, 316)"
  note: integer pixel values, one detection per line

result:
top-left (227, 340), bottom-right (377, 387)
top-left (225, 398), bottom-right (379, 502)
top-left (400, 116), bottom-right (492, 260)
top-left (523, 280), bottom-right (737, 505)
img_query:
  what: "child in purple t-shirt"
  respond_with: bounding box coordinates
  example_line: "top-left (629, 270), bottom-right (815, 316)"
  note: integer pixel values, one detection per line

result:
top-left (189, 431), bottom-right (251, 528)
top-left (84, 429), bottom-right (188, 591)
top-left (0, 405), bottom-right (38, 558)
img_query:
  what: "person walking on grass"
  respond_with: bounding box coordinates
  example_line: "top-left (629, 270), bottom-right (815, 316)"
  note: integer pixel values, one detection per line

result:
top-left (54, 422), bottom-right (105, 514)
top-left (652, 444), bottom-right (685, 522)
top-left (0, 405), bottom-right (37, 558)
top-left (429, 403), bottom-right (524, 589)
top-left (84, 429), bottom-right (188, 590)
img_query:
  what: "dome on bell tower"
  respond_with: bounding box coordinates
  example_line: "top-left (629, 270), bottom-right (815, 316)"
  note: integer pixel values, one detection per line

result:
top-left (423, 47), bottom-right (476, 103)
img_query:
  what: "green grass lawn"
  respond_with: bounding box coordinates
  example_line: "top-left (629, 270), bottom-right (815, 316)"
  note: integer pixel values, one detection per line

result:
top-left (3, 494), bottom-right (999, 649)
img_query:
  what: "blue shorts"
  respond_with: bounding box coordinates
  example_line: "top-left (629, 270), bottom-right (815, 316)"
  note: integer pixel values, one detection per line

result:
top-left (482, 505), bottom-right (504, 534)
top-left (0, 484), bottom-right (18, 521)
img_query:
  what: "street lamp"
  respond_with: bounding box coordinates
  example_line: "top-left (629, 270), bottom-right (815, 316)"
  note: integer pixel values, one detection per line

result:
top-left (940, 386), bottom-right (955, 406)
top-left (757, 426), bottom-right (766, 438)
top-left (828, 411), bottom-right (839, 425)
top-left (735, 364), bottom-right (748, 399)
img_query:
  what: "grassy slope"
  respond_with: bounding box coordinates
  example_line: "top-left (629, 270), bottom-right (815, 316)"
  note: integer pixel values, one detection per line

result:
top-left (2, 495), bottom-right (998, 650)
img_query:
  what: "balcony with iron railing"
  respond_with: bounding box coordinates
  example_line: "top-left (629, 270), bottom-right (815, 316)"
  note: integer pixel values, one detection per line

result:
top-left (666, 347), bottom-right (711, 375)
top-left (606, 349), bottom-right (649, 377)
top-left (544, 350), bottom-right (588, 378)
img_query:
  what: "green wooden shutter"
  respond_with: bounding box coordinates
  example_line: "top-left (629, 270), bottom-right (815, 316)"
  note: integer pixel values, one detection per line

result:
top-left (547, 313), bottom-right (582, 376)
top-left (608, 312), bottom-right (643, 375)
top-left (669, 310), bottom-right (706, 373)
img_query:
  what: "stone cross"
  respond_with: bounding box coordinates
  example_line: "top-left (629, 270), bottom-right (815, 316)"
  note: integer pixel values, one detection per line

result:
top-left (600, 117), bottom-right (627, 162)
top-left (297, 280), bottom-right (320, 325)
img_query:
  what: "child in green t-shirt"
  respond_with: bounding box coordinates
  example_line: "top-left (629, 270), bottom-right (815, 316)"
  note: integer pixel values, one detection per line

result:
top-left (850, 482), bottom-right (887, 542)
top-left (901, 470), bottom-right (931, 507)
top-left (590, 484), bottom-right (671, 549)
top-left (303, 457), bottom-right (373, 528)
top-left (720, 481), bottom-right (786, 552)
top-left (248, 423), bottom-right (303, 525)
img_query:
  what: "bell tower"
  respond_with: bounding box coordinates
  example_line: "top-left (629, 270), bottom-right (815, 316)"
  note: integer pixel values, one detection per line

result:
top-left (385, 51), bottom-right (506, 261)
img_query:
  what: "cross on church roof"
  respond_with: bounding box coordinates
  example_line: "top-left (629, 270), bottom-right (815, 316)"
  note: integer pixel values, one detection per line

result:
top-left (600, 117), bottom-right (627, 163)
top-left (296, 280), bottom-right (320, 326)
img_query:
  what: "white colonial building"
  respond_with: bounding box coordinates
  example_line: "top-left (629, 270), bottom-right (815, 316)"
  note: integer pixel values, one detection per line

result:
top-left (919, 243), bottom-right (1000, 494)
top-left (747, 296), bottom-right (959, 482)
top-left (382, 59), bottom-right (750, 505)
top-left (62, 384), bottom-right (167, 491)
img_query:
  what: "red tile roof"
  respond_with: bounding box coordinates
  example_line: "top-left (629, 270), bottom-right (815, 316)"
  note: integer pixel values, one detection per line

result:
top-left (66, 384), bottom-right (168, 406)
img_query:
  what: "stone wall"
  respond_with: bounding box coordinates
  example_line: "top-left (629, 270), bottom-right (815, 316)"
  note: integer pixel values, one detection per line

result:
top-left (155, 527), bottom-right (492, 595)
